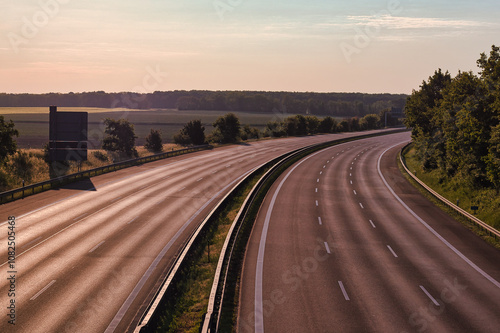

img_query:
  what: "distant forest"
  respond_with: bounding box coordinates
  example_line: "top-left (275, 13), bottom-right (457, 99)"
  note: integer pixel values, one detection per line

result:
top-left (0, 91), bottom-right (407, 117)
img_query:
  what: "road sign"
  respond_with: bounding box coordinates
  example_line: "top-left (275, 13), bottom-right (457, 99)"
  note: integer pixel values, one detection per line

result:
top-left (49, 106), bottom-right (88, 161)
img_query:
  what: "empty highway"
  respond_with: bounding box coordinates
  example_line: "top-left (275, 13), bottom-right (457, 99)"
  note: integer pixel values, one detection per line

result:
top-left (239, 132), bottom-right (500, 333)
top-left (0, 131), bottom-right (392, 333)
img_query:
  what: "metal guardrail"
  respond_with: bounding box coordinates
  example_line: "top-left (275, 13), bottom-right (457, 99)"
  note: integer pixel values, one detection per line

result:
top-left (400, 143), bottom-right (500, 239)
top-left (134, 129), bottom-right (408, 332)
top-left (0, 145), bottom-right (213, 204)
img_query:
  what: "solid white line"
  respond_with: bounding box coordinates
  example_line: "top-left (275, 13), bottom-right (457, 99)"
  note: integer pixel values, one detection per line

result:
top-left (254, 146), bottom-right (343, 333)
top-left (359, 203), bottom-right (364, 209)
top-left (387, 245), bottom-right (398, 258)
top-left (338, 281), bottom-right (350, 301)
top-left (369, 220), bottom-right (376, 228)
top-left (420, 285), bottom-right (440, 306)
top-left (31, 280), bottom-right (56, 301)
top-left (318, 217), bottom-right (322, 225)
top-left (378, 144), bottom-right (500, 290)
top-left (127, 217), bottom-right (138, 224)
top-left (324, 242), bottom-right (331, 254)
top-left (89, 241), bottom-right (105, 253)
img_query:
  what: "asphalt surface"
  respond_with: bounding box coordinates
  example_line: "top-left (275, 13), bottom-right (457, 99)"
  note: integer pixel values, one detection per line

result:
top-left (239, 132), bottom-right (500, 333)
top-left (0, 130), bottom-right (391, 333)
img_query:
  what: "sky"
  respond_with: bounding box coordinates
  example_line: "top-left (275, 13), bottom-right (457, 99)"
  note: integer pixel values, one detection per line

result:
top-left (0, 0), bottom-right (499, 95)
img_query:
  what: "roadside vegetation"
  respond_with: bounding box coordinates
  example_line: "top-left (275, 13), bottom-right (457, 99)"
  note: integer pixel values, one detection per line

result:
top-left (404, 45), bottom-right (500, 229)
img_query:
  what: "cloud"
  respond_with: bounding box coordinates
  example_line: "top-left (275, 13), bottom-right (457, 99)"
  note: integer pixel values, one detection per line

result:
top-left (345, 15), bottom-right (496, 30)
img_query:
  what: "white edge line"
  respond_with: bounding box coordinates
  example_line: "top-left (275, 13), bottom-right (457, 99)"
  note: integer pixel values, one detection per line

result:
top-left (377, 143), bottom-right (500, 289)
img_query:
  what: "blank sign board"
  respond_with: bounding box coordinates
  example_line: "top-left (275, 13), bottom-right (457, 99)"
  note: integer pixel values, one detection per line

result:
top-left (49, 106), bottom-right (88, 161)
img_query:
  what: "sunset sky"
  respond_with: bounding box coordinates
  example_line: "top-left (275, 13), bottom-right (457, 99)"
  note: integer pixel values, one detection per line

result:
top-left (1, 0), bottom-right (499, 94)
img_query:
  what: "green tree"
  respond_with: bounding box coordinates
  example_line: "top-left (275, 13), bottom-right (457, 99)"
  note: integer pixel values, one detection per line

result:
top-left (305, 115), bottom-right (320, 134)
top-left (213, 113), bottom-right (241, 143)
top-left (174, 120), bottom-right (206, 145)
top-left (0, 115), bottom-right (19, 163)
top-left (102, 118), bottom-right (138, 158)
top-left (318, 116), bottom-right (337, 133)
top-left (145, 129), bottom-right (163, 153)
top-left (360, 114), bottom-right (380, 130)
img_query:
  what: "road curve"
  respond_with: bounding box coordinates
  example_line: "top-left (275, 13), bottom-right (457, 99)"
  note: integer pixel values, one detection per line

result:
top-left (239, 132), bottom-right (500, 333)
top-left (0, 131), bottom-right (392, 333)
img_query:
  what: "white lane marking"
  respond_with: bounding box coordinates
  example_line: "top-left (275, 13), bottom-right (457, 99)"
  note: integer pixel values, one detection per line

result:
top-left (338, 281), bottom-right (350, 301)
top-left (155, 198), bottom-right (166, 206)
top-left (320, 171), bottom-right (323, 175)
top-left (254, 146), bottom-right (341, 333)
top-left (317, 179), bottom-right (320, 183)
top-left (318, 217), bottom-right (322, 225)
top-left (31, 280), bottom-right (56, 301)
top-left (161, 175), bottom-right (171, 180)
top-left (327, 160), bottom-right (330, 163)
top-left (420, 285), bottom-right (440, 306)
top-left (315, 188), bottom-right (318, 193)
top-left (350, 173), bottom-right (352, 177)
top-left (350, 180), bottom-right (353, 185)
top-left (378, 144), bottom-right (500, 290)
top-left (359, 203), bottom-right (364, 209)
top-left (352, 162), bottom-right (354, 165)
top-left (106, 170), bottom-right (252, 333)
top-left (353, 190), bottom-right (357, 195)
top-left (350, 167), bottom-right (353, 170)
top-left (73, 213), bottom-right (88, 221)
top-left (21, 236), bottom-right (42, 250)
top-left (387, 245), bottom-right (398, 258)
top-left (89, 241), bottom-right (106, 253)
top-left (369, 220), bottom-right (376, 228)
top-left (316, 200), bottom-right (319, 207)
top-left (111, 196), bottom-right (122, 203)
top-left (226, 164), bottom-right (232, 168)
top-left (197, 178), bottom-right (203, 182)
top-left (323, 165), bottom-right (326, 169)
top-left (212, 170), bottom-right (218, 174)
top-left (324, 242), bottom-right (331, 254)
top-left (178, 186), bottom-right (186, 192)
top-left (127, 217), bottom-right (138, 224)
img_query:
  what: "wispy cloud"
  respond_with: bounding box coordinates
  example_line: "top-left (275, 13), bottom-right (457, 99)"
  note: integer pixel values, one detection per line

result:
top-left (345, 15), bottom-right (496, 30)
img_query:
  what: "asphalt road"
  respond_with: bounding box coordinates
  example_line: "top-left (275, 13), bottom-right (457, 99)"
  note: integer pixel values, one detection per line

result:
top-left (239, 132), bottom-right (500, 333)
top-left (0, 130), bottom-right (391, 333)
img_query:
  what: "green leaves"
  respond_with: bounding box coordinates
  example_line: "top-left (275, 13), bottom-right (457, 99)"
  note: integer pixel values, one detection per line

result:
top-left (405, 45), bottom-right (500, 190)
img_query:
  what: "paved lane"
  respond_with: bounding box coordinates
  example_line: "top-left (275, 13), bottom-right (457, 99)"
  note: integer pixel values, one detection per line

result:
top-left (239, 132), bottom-right (500, 333)
top-left (0, 131), bottom-right (391, 333)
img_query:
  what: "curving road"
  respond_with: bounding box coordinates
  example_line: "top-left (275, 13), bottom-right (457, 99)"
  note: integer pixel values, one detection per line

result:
top-left (239, 132), bottom-right (500, 333)
top-left (0, 131), bottom-right (393, 333)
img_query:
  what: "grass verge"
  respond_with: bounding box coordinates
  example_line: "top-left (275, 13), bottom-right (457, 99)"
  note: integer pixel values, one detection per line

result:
top-left (400, 144), bottom-right (500, 249)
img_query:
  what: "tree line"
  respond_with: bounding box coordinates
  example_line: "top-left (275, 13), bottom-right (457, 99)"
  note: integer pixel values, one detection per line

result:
top-left (0, 90), bottom-right (406, 118)
top-left (404, 45), bottom-right (500, 191)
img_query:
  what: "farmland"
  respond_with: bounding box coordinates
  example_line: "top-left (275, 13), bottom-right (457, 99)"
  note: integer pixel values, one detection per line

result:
top-left (0, 107), bottom-right (291, 148)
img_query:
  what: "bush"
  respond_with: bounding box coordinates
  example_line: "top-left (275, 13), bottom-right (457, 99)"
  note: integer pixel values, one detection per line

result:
top-left (93, 151), bottom-right (109, 162)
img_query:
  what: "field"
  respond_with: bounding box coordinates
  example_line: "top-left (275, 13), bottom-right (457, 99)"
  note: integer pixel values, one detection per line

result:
top-left (0, 107), bottom-right (292, 148)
